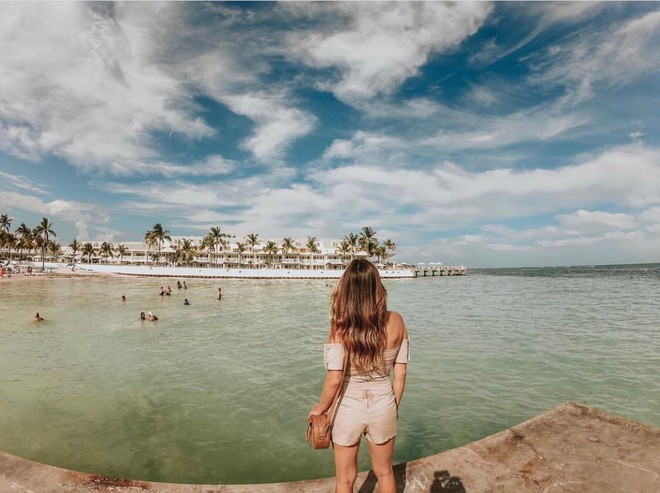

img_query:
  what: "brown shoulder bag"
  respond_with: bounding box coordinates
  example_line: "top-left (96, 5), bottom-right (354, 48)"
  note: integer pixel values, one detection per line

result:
top-left (305, 350), bottom-right (348, 449)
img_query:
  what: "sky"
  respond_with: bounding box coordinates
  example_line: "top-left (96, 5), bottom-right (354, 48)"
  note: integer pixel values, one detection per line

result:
top-left (1, 1), bottom-right (660, 268)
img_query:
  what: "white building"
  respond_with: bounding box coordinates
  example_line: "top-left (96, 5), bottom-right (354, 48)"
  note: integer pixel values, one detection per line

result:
top-left (67, 236), bottom-right (381, 271)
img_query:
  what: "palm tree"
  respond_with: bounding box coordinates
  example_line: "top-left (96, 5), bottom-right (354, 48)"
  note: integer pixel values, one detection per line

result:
top-left (69, 239), bottom-right (81, 263)
top-left (359, 226), bottom-right (378, 258)
top-left (33, 217), bottom-right (56, 270)
top-left (338, 240), bottom-right (352, 266)
top-left (281, 237), bottom-right (295, 254)
top-left (306, 236), bottom-right (319, 270)
top-left (382, 239), bottom-right (396, 265)
top-left (149, 223), bottom-right (171, 265)
top-left (17, 235), bottom-right (33, 261)
top-left (375, 245), bottom-right (387, 265)
top-left (1, 231), bottom-right (17, 262)
top-left (100, 242), bottom-right (114, 264)
top-left (246, 233), bottom-right (260, 268)
top-left (81, 242), bottom-right (95, 264)
top-left (180, 238), bottom-right (196, 266)
top-left (218, 236), bottom-right (229, 265)
top-left (344, 232), bottom-right (359, 260)
top-left (49, 241), bottom-right (62, 261)
top-left (15, 223), bottom-right (33, 261)
top-left (116, 244), bottom-right (128, 264)
top-left (33, 235), bottom-right (45, 262)
top-left (0, 213), bottom-right (11, 258)
top-left (144, 230), bottom-right (157, 264)
top-left (264, 240), bottom-right (279, 267)
top-left (236, 242), bottom-right (247, 268)
top-left (208, 227), bottom-right (229, 267)
top-left (16, 222), bottom-right (32, 241)
top-left (0, 213), bottom-right (11, 234)
top-left (0, 214), bottom-right (11, 260)
top-left (200, 235), bottom-right (215, 266)
top-left (281, 237), bottom-right (296, 268)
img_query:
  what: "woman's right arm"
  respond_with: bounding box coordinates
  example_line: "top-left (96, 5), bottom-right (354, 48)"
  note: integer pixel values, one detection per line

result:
top-left (393, 362), bottom-right (407, 408)
top-left (390, 312), bottom-right (409, 407)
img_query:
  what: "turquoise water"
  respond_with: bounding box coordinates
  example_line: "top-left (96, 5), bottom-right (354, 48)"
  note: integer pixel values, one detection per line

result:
top-left (0, 264), bottom-right (659, 484)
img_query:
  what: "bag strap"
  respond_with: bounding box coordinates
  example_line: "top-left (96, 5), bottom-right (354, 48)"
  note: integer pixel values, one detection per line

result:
top-left (326, 347), bottom-right (349, 425)
top-left (305, 347), bottom-right (349, 443)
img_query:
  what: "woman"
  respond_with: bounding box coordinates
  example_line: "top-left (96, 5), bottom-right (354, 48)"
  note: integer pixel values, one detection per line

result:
top-left (308, 258), bottom-right (409, 493)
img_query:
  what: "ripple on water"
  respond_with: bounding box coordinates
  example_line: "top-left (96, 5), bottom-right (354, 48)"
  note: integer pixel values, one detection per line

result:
top-left (0, 271), bottom-right (659, 483)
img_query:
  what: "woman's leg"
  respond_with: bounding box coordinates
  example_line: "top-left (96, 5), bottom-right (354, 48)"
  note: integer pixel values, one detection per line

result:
top-left (366, 437), bottom-right (396, 493)
top-left (333, 442), bottom-right (360, 493)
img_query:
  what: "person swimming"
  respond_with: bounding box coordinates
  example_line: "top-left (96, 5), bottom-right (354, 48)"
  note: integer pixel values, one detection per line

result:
top-left (33, 312), bottom-right (44, 323)
top-left (147, 311), bottom-right (158, 321)
top-left (140, 312), bottom-right (146, 321)
top-left (184, 299), bottom-right (190, 305)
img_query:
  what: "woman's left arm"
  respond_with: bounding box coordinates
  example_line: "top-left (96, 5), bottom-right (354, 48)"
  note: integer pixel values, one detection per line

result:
top-left (308, 370), bottom-right (344, 417)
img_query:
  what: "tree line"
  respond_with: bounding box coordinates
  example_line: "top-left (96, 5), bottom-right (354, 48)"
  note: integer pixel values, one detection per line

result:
top-left (1, 214), bottom-right (397, 268)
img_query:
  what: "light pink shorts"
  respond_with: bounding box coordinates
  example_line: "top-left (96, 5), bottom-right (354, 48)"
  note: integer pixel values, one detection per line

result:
top-left (331, 379), bottom-right (397, 446)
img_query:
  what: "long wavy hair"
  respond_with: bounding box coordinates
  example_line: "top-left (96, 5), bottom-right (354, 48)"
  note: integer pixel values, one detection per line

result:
top-left (330, 258), bottom-right (388, 373)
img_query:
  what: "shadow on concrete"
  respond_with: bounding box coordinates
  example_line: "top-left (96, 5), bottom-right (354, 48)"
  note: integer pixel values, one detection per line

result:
top-left (357, 462), bottom-right (407, 493)
top-left (430, 470), bottom-right (466, 492)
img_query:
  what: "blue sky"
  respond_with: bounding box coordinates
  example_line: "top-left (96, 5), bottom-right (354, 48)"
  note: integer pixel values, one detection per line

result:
top-left (1, 2), bottom-right (660, 268)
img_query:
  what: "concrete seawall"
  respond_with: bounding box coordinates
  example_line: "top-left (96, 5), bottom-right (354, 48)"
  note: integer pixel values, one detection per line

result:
top-left (1, 402), bottom-right (658, 492)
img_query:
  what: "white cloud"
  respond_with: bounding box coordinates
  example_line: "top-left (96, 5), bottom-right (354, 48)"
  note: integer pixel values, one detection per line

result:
top-left (314, 143), bottom-right (660, 229)
top-left (286, 2), bottom-right (493, 102)
top-left (322, 131), bottom-right (406, 163)
top-left (104, 181), bottom-right (238, 210)
top-left (527, 2), bottom-right (605, 26)
top-left (419, 108), bottom-right (588, 151)
top-left (0, 3), bottom-right (214, 170)
top-left (0, 190), bottom-right (109, 238)
top-left (556, 210), bottom-right (636, 231)
top-left (223, 93), bottom-right (316, 162)
top-left (0, 2), bottom-right (317, 170)
top-left (0, 171), bottom-right (45, 194)
top-left (468, 85), bottom-right (498, 108)
top-left (126, 155), bottom-right (236, 178)
top-left (321, 98), bottom-right (589, 160)
top-left (15, 140), bottom-right (657, 263)
top-left (532, 9), bottom-right (660, 105)
top-left (414, 208), bottom-right (659, 268)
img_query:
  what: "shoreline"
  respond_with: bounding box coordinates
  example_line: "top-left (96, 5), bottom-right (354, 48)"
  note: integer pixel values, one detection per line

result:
top-left (3, 262), bottom-right (418, 280)
top-left (0, 267), bottom-right (111, 281)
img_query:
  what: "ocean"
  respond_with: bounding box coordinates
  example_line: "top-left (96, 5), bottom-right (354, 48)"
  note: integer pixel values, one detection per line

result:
top-left (0, 263), bottom-right (658, 484)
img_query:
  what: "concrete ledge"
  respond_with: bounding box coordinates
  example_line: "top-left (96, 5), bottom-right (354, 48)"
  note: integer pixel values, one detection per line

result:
top-left (1, 402), bottom-right (658, 492)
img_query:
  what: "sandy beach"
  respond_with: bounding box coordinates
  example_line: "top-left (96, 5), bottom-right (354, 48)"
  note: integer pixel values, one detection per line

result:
top-left (0, 266), bottom-right (119, 281)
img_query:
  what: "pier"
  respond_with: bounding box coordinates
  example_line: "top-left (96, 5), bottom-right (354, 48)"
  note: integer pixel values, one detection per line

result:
top-left (1, 401), bottom-right (657, 492)
top-left (415, 264), bottom-right (467, 276)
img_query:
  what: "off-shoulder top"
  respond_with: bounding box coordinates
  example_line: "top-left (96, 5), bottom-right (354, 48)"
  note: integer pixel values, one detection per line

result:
top-left (324, 339), bottom-right (410, 382)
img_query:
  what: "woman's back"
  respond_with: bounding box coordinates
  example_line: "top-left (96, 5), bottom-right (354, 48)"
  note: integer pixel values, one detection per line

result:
top-left (309, 259), bottom-right (409, 493)
top-left (326, 310), bottom-right (409, 382)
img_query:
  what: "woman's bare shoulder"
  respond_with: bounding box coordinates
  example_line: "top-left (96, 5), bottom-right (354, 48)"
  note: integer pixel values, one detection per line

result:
top-left (386, 311), bottom-right (408, 345)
